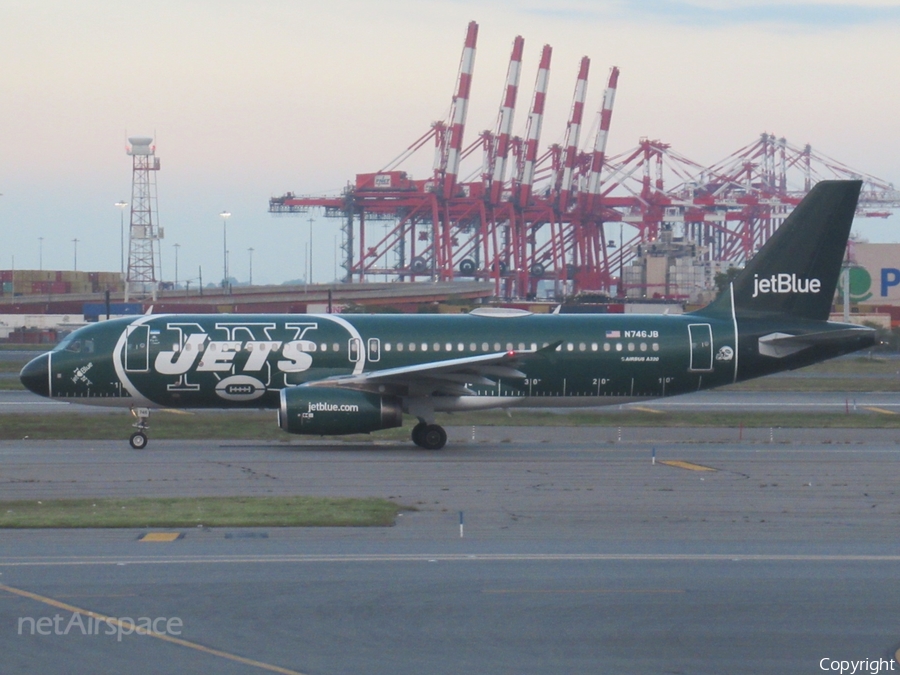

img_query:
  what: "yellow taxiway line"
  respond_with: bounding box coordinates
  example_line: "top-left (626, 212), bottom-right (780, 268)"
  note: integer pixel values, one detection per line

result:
top-left (658, 460), bottom-right (717, 472)
top-left (864, 406), bottom-right (898, 416)
top-left (139, 532), bottom-right (183, 542)
top-left (630, 406), bottom-right (664, 414)
top-left (0, 582), bottom-right (307, 675)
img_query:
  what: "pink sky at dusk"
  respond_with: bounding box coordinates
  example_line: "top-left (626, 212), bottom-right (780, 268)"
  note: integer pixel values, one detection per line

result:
top-left (1, 0), bottom-right (898, 283)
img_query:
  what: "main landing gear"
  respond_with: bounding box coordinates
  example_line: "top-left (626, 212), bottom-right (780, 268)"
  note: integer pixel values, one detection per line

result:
top-left (411, 421), bottom-right (447, 450)
top-left (129, 407), bottom-right (150, 450)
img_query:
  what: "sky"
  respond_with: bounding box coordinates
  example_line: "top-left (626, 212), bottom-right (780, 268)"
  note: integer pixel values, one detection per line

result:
top-left (1, 0), bottom-right (899, 285)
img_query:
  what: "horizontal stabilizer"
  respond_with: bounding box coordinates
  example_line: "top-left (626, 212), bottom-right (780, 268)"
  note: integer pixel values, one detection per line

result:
top-left (758, 327), bottom-right (875, 358)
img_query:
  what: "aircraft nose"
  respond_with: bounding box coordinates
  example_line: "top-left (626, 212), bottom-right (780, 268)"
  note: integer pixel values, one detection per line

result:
top-left (20, 353), bottom-right (50, 398)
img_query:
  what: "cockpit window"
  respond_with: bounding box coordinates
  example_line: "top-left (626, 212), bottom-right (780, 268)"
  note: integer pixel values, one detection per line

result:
top-left (54, 337), bottom-right (94, 354)
top-left (54, 338), bottom-right (71, 352)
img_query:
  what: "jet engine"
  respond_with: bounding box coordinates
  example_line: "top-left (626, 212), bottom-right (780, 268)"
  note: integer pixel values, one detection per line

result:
top-left (278, 386), bottom-right (403, 436)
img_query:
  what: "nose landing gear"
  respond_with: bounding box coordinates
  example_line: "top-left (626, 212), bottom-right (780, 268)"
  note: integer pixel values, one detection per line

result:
top-left (129, 407), bottom-right (150, 449)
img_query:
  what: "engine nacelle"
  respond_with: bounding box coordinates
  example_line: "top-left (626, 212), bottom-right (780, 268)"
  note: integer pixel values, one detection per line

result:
top-left (278, 386), bottom-right (403, 435)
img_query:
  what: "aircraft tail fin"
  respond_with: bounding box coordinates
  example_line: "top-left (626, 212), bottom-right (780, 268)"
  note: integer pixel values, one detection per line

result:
top-left (698, 179), bottom-right (861, 321)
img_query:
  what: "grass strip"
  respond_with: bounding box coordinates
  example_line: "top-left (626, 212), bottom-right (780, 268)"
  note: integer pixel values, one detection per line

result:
top-left (3, 408), bottom-right (900, 442)
top-left (1, 411), bottom-right (285, 441)
top-left (0, 496), bottom-right (406, 528)
top-left (445, 410), bottom-right (900, 429)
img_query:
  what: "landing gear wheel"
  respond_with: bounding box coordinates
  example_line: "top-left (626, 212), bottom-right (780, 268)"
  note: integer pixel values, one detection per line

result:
top-left (129, 407), bottom-right (150, 450)
top-left (411, 422), bottom-right (428, 447)
top-left (419, 424), bottom-right (447, 451)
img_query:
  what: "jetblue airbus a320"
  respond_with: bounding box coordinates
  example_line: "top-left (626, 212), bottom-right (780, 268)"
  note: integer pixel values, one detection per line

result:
top-left (20, 181), bottom-right (876, 450)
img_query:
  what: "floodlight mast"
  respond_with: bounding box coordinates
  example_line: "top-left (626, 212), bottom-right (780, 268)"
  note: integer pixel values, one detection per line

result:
top-left (125, 137), bottom-right (162, 302)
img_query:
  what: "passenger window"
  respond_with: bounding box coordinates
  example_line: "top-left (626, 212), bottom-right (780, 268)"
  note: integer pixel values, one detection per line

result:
top-left (348, 338), bottom-right (361, 363)
top-left (579, 343), bottom-right (586, 352)
top-left (385, 343), bottom-right (392, 352)
top-left (652, 343), bottom-right (660, 351)
top-left (409, 344), bottom-right (416, 352)
top-left (604, 343), bottom-right (611, 352)
top-left (640, 343), bottom-right (647, 352)
top-left (482, 342), bottom-right (489, 351)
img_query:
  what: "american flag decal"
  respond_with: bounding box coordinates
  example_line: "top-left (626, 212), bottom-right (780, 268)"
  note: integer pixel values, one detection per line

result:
top-left (605, 330), bottom-right (621, 338)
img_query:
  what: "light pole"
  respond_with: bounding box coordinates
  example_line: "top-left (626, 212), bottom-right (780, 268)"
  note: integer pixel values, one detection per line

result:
top-left (307, 217), bottom-right (314, 285)
top-left (219, 211), bottom-right (231, 288)
top-left (115, 201), bottom-right (128, 277)
top-left (248, 247), bottom-right (254, 286)
top-left (72, 238), bottom-right (79, 271)
top-left (38, 237), bottom-right (43, 271)
top-left (173, 243), bottom-right (180, 288)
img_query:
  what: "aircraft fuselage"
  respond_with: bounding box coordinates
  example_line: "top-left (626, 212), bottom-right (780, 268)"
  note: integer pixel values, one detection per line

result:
top-left (25, 311), bottom-right (872, 411)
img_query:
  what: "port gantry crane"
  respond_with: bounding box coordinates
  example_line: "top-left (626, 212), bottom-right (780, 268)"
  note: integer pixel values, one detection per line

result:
top-left (270, 21), bottom-right (899, 300)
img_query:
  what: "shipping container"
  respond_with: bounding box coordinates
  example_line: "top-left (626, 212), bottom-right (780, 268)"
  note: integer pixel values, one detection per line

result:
top-left (82, 303), bottom-right (144, 322)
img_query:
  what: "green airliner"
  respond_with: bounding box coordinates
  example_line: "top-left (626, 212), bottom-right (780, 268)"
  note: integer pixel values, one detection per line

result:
top-left (20, 181), bottom-right (876, 450)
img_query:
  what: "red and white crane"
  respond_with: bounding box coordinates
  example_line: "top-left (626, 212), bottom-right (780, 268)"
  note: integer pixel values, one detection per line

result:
top-left (556, 56), bottom-right (590, 213)
top-left (585, 66), bottom-right (619, 211)
top-left (269, 23), bottom-right (899, 300)
top-left (487, 35), bottom-right (524, 205)
top-left (441, 21), bottom-right (479, 198)
top-left (517, 44), bottom-right (552, 207)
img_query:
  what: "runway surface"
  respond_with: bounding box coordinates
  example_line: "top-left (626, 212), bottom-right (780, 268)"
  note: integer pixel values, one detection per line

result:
top-left (1, 433), bottom-right (900, 673)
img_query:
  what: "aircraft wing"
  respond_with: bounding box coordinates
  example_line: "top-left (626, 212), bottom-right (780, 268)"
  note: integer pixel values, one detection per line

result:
top-left (305, 342), bottom-right (560, 397)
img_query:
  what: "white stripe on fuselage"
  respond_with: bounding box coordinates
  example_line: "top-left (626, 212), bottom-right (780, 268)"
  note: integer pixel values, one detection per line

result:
top-left (112, 315), bottom-right (163, 407)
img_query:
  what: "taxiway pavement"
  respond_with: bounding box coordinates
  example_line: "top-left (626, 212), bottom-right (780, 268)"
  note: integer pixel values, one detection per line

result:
top-left (1, 433), bottom-right (899, 673)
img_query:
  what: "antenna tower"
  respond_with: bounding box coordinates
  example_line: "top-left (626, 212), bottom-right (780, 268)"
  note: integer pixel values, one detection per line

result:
top-left (125, 137), bottom-right (163, 301)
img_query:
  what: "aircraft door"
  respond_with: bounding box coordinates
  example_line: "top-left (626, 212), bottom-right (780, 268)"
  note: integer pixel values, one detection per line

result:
top-left (125, 324), bottom-right (150, 372)
top-left (687, 323), bottom-right (713, 372)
